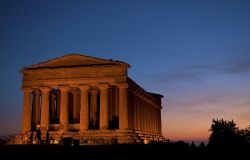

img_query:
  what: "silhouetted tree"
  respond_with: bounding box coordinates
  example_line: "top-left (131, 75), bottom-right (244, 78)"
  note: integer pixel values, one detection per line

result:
top-left (245, 126), bottom-right (250, 142)
top-left (198, 142), bottom-right (205, 148)
top-left (239, 125), bottom-right (250, 143)
top-left (190, 141), bottom-right (196, 148)
top-left (208, 119), bottom-right (243, 149)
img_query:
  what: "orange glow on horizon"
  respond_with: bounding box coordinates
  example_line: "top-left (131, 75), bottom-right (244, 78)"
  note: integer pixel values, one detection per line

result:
top-left (161, 101), bottom-right (250, 143)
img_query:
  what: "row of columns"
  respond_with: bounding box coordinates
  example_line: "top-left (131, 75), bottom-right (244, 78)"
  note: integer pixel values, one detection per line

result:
top-left (22, 83), bottom-right (129, 132)
top-left (128, 90), bottom-right (162, 135)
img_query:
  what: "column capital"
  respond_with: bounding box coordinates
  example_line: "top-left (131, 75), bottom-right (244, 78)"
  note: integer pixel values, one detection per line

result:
top-left (21, 87), bottom-right (33, 93)
top-left (117, 83), bottom-right (129, 89)
top-left (33, 88), bottom-right (41, 94)
top-left (98, 83), bottom-right (109, 90)
top-left (58, 86), bottom-right (69, 92)
top-left (39, 86), bottom-right (51, 92)
top-left (89, 89), bottom-right (99, 94)
top-left (78, 84), bottom-right (90, 91)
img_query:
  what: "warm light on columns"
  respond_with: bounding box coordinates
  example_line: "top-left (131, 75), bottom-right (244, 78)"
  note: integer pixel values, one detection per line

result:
top-left (22, 87), bottom-right (33, 133)
top-left (40, 87), bottom-right (51, 131)
top-left (99, 83), bottom-right (109, 129)
top-left (117, 83), bottom-right (129, 130)
top-left (78, 85), bottom-right (89, 132)
top-left (59, 86), bottom-right (69, 131)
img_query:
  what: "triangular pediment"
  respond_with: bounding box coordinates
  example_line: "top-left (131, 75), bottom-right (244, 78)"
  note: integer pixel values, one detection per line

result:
top-left (23, 54), bottom-right (130, 70)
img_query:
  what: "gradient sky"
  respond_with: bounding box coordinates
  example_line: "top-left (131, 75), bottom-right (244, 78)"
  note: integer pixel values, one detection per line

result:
top-left (1, 0), bottom-right (250, 143)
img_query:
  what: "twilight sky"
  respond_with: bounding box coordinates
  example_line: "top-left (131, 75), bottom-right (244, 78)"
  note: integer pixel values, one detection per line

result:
top-left (1, 0), bottom-right (250, 143)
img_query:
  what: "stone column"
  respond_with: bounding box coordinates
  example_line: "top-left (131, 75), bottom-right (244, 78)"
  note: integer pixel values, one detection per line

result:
top-left (150, 105), bottom-right (155, 133)
top-left (152, 107), bottom-right (156, 133)
top-left (145, 102), bottom-right (149, 132)
top-left (154, 108), bottom-right (158, 133)
top-left (99, 84), bottom-right (109, 129)
top-left (59, 86), bottom-right (69, 131)
top-left (158, 109), bottom-right (162, 135)
top-left (40, 87), bottom-right (50, 131)
top-left (117, 83), bottom-right (129, 130)
top-left (139, 98), bottom-right (143, 131)
top-left (133, 96), bottom-right (137, 130)
top-left (142, 101), bottom-right (146, 131)
top-left (22, 87), bottom-right (32, 132)
top-left (136, 97), bottom-right (140, 131)
top-left (155, 108), bottom-right (158, 134)
top-left (79, 85), bottom-right (89, 132)
top-left (145, 102), bottom-right (148, 132)
top-left (151, 107), bottom-right (153, 133)
top-left (90, 89), bottom-right (98, 128)
top-left (147, 104), bottom-right (150, 132)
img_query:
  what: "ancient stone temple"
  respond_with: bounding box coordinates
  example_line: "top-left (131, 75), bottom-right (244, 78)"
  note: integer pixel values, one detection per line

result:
top-left (19, 54), bottom-right (164, 144)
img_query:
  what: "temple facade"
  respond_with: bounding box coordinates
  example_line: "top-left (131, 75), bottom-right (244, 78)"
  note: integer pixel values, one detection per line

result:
top-left (18, 54), bottom-right (164, 144)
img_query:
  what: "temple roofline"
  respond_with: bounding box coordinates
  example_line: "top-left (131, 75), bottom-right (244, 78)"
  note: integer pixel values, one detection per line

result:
top-left (127, 77), bottom-right (163, 98)
top-left (127, 77), bottom-right (163, 108)
top-left (148, 92), bottom-right (164, 98)
top-left (22, 53), bottom-right (130, 71)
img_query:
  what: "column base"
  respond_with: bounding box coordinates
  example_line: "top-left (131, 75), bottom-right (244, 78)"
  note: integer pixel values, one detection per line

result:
top-left (40, 126), bottom-right (49, 132)
top-left (80, 129), bottom-right (88, 133)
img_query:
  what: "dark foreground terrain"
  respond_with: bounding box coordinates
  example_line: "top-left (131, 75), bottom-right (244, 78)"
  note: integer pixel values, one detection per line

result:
top-left (1, 142), bottom-right (250, 160)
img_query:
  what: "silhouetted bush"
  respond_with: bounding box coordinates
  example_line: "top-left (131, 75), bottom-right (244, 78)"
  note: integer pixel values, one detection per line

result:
top-left (62, 137), bottom-right (72, 146)
top-left (73, 139), bottom-right (79, 146)
top-left (208, 119), bottom-right (246, 149)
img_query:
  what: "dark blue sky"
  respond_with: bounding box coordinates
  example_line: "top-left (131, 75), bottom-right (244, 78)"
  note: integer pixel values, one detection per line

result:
top-left (1, 0), bottom-right (250, 142)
